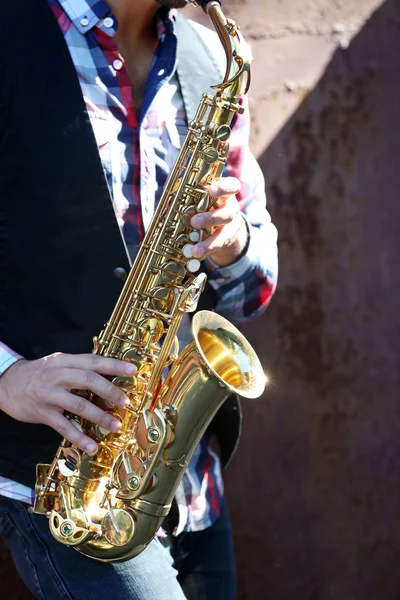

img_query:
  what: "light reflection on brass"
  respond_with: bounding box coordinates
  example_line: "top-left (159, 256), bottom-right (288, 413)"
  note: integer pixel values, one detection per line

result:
top-left (33, 1), bottom-right (265, 563)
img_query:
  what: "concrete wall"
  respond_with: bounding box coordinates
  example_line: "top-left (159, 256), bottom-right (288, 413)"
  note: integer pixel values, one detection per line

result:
top-left (2, 0), bottom-right (400, 598)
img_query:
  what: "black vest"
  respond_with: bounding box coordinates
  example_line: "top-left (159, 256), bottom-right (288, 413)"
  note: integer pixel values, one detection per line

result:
top-left (0, 0), bottom-right (241, 488)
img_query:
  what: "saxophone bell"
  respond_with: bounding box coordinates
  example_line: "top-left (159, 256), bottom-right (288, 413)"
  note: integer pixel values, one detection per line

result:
top-left (58, 311), bottom-right (264, 563)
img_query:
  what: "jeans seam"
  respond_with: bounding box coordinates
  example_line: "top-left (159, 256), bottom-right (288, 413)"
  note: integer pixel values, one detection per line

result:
top-left (16, 506), bottom-right (74, 600)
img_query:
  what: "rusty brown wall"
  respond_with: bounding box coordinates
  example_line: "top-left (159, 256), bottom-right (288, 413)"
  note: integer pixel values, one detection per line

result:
top-left (2, 0), bottom-right (400, 598)
top-left (189, 1), bottom-right (400, 599)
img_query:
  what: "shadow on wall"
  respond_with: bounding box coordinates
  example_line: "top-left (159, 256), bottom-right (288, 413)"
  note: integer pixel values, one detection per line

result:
top-left (225, 1), bottom-right (400, 599)
top-left (1, 1), bottom-right (400, 599)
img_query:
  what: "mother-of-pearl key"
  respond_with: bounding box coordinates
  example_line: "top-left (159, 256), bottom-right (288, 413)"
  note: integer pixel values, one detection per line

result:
top-left (187, 259), bottom-right (201, 273)
top-left (182, 244), bottom-right (194, 259)
top-left (189, 231), bottom-right (200, 243)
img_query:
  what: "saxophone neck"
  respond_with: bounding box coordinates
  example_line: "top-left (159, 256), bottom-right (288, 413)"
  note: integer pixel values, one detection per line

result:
top-left (202, 1), bottom-right (252, 99)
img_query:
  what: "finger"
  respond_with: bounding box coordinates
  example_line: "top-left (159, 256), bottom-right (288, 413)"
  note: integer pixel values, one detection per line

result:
top-left (47, 353), bottom-right (136, 377)
top-left (46, 412), bottom-right (98, 454)
top-left (191, 196), bottom-right (240, 229)
top-left (192, 220), bottom-right (242, 259)
top-left (54, 368), bottom-right (129, 407)
top-left (208, 177), bottom-right (241, 199)
top-left (53, 390), bottom-right (122, 433)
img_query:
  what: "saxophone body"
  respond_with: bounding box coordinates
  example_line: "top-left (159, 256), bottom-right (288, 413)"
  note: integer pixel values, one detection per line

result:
top-left (33, 0), bottom-right (265, 562)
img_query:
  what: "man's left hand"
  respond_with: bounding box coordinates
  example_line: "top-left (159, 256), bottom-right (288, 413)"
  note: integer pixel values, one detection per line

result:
top-left (190, 177), bottom-right (249, 267)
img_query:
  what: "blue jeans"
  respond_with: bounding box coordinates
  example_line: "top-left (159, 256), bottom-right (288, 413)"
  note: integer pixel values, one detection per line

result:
top-left (0, 495), bottom-right (235, 600)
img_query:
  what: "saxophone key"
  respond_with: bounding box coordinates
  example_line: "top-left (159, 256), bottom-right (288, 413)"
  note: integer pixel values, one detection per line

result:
top-left (196, 192), bottom-right (210, 212)
top-left (80, 444), bottom-right (114, 479)
top-left (49, 510), bottom-right (92, 546)
top-left (179, 205), bottom-right (196, 225)
top-left (102, 509), bottom-right (135, 547)
top-left (202, 146), bottom-right (219, 164)
top-left (122, 348), bottom-right (143, 367)
top-left (160, 261), bottom-right (185, 284)
top-left (57, 448), bottom-right (81, 477)
top-left (135, 317), bottom-right (164, 345)
top-left (189, 231), bottom-right (201, 243)
top-left (212, 124), bottom-right (232, 141)
top-left (182, 244), bottom-right (194, 259)
top-left (57, 459), bottom-right (78, 477)
top-left (149, 286), bottom-right (174, 312)
top-left (112, 376), bottom-right (137, 393)
top-left (187, 259), bottom-right (201, 273)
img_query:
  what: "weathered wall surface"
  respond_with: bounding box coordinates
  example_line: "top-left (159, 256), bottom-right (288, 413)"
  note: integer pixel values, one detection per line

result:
top-left (2, 0), bottom-right (400, 599)
top-left (190, 1), bottom-right (400, 599)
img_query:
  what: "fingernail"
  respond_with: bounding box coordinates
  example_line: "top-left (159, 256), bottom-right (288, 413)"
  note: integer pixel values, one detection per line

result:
top-left (191, 215), bottom-right (204, 228)
top-left (86, 442), bottom-right (97, 455)
top-left (111, 419), bottom-right (121, 431)
top-left (193, 245), bottom-right (205, 258)
top-left (121, 394), bottom-right (130, 406)
top-left (124, 363), bottom-right (136, 374)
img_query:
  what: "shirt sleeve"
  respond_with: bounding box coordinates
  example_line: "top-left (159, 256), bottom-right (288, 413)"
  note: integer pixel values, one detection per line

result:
top-left (0, 342), bottom-right (23, 376)
top-left (203, 98), bottom-right (278, 323)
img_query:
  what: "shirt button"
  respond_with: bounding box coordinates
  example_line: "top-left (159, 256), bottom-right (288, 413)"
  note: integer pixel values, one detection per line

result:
top-left (113, 59), bottom-right (123, 71)
top-left (113, 267), bottom-right (128, 281)
top-left (80, 17), bottom-right (89, 27)
top-left (103, 16), bottom-right (114, 28)
top-left (158, 68), bottom-right (165, 77)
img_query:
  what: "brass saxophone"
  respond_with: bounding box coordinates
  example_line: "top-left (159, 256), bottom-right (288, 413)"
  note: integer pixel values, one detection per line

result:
top-left (33, 0), bottom-right (265, 562)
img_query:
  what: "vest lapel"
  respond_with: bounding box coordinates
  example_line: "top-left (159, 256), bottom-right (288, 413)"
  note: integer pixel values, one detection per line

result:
top-left (175, 13), bottom-right (225, 123)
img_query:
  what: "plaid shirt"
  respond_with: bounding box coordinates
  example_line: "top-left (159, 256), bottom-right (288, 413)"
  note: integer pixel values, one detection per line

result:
top-left (0, 0), bottom-right (277, 534)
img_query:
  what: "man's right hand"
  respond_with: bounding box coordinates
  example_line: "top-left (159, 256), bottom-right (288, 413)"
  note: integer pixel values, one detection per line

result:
top-left (0, 353), bottom-right (136, 454)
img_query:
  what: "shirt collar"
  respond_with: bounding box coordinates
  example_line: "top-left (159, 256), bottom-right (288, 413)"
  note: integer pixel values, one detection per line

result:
top-left (57, 0), bottom-right (176, 36)
top-left (57, 0), bottom-right (111, 34)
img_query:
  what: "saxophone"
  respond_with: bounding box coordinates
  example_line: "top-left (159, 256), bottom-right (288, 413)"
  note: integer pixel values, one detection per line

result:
top-left (33, 0), bottom-right (265, 562)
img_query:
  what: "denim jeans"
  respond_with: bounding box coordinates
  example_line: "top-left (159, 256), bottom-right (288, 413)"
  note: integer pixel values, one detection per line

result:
top-left (0, 495), bottom-right (235, 600)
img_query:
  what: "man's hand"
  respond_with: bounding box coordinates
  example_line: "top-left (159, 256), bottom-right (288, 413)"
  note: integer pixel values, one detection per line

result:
top-left (190, 177), bottom-right (249, 267)
top-left (0, 353), bottom-right (136, 454)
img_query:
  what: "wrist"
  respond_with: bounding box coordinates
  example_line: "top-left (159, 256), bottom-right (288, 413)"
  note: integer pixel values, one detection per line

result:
top-left (0, 359), bottom-right (26, 406)
top-left (0, 348), bottom-right (24, 377)
top-left (0, 357), bottom-right (26, 379)
top-left (211, 214), bottom-right (249, 267)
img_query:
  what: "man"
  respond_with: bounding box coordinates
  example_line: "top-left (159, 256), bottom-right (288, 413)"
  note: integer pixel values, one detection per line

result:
top-left (0, 0), bottom-right (278, 598)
